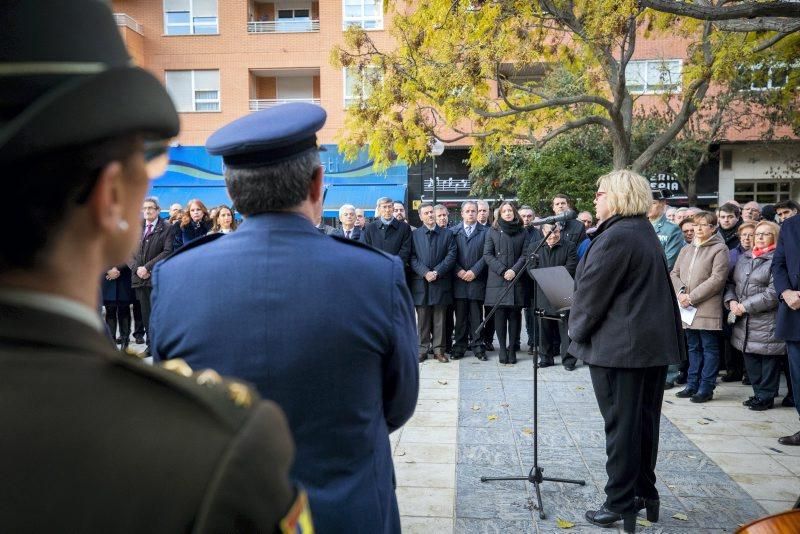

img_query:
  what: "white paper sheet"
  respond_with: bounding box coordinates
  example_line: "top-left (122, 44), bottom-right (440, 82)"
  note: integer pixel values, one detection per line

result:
top-left (679, 303), bottom-right (697, 326)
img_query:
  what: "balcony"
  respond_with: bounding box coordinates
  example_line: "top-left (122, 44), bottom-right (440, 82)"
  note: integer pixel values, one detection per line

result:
top-left (250, 98), bottom-right (321, 111)
top-left (113, 13), bottom-right (143, 35)
top-left (250, 68), bottom-right (321, 112)
top-left (248, 1), bottom-right (320, 33)
top-left (247, 20), bottom-right (320, 33)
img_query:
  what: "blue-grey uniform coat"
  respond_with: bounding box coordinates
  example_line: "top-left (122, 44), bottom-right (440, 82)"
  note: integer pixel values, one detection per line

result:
top-left (773, 214), bottom-right (800, 341)
top-left (151, 212), bottom-right (419, 534)
top-left (409, 225), bottom-right (457, 306)
top-left (452, 223), bottom-right (488, 301)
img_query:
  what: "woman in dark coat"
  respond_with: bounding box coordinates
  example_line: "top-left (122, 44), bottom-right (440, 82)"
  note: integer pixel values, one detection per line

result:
top-left (483, 201), bottom-right (529, 364)
top-left (725, 221), bottom-right (784, 410)
top-left (569, 170), bottom-right (684, 532)
top-left (174, 198), bottom-right (212, 249)
top-left (101, 263), bottom-right (134, 350)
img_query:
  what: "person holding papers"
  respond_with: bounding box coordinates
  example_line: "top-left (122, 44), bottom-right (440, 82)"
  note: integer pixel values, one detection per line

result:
top-left (670, 212), bottom-right (730, 403)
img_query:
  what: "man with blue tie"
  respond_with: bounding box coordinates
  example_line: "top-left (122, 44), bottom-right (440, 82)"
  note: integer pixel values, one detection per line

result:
top-left (452, 201), bottom-right (489, 361)
top-left (150, 103), bottom-right (419, 533)
top-left (331, 203), bottom-right (361, 240)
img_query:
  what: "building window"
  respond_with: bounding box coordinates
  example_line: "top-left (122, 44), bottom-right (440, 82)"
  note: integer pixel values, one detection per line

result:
top-left (734, 180), bottom-right (792, 204)
top-left (164, 0), bottom-right (218, 35)
top-left (738, 64), bottom-right (790, 91)
top-left (343, 0), bottom-right (382, 30)
top-left (343, 67), bottom-right (381, 107)
top-left (625, 59), bottom-right (682, 94)
top-left (165, 70), bottom-right (220, 112)
top-left (277, 8), bottom-right (311, 32)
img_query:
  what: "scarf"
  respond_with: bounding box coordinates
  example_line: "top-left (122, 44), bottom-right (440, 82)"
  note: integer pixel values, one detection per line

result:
top-left (752, 244), bottom-right (776, 258)
top-left (497, 217), bottom-right (523, 235)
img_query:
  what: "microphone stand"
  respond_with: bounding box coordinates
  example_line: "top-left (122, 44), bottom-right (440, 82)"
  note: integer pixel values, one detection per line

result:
top-left (476, 225), bottom-right (585, 519)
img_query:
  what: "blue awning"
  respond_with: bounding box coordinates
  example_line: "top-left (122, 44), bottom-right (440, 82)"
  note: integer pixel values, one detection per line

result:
top-left (323, 184), bottom-right (407, 217)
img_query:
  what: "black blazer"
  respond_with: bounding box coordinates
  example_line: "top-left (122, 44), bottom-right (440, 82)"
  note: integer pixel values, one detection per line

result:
top-left (452, 223), bottom-right (488, 301)
top-left (130, 217), bottom-right (175, 288)
top-left (331, 226), bottom-right (362, 241)
top-left (527, 238), bottom-right (578, 312)
top-left (410, 225), bottom-right (457, 306)
top-left (362, 218), bottom-right (412, 265)
top-left (0, 302), bottom-right (297, 533)
top-left (568, 215), bottom-right (685, 368)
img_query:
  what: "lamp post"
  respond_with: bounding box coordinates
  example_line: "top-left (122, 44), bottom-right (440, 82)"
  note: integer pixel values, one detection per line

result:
top-left (429, 138), bottom-right (445, 205)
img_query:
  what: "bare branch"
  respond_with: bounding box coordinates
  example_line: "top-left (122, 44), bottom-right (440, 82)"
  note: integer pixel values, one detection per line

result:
top-left (474, 93), bottom-right (614, 118)
top-left (752, 29), bottom-right (799, 52)
top-left (538, 116), bottom-right (615, 147)
top-left (638, 0), bottom-right (800, 20)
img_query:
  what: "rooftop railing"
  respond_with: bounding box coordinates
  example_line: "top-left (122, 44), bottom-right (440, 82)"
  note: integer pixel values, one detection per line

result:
top-left (113, 13), bottom-right (144, 35)
top-left (249, 98), bottom-right (321, 111)
top-left (247, 20), bottom-right (320, 33)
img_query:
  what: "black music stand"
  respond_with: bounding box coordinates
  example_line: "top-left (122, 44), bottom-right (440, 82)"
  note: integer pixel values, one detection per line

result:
top-left (477, 239), bottom-right (585, 519)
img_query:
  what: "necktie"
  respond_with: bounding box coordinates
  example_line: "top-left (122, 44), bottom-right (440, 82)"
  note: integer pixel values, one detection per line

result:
top-left (346, 230), bottom-right (351, 239)
top-left (465, 225), bottom-right (472, 237)
top-left (143, 223), bottom-right (153, 239)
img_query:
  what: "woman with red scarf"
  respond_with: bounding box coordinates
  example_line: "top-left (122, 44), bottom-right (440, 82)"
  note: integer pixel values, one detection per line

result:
top-left (724, 221), bottom-right (784, 411)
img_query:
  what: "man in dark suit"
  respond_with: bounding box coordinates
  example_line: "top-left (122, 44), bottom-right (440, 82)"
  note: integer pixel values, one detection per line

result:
top-left (774, 213), bottom-right (800, 446)
top-left (477, 200), bottom-right (496, 350)
top-left (362, 196), bottom-right (413, 265)
top-left (552, 193), bottom-right (586, 247)
top-left (331, 203), bottom-right (362, 240)
top-left (452, 201), bottom-right (488, 361)
top-left (411, 203), bottom-right (457, 363)
top-left (130, 196), bottom-right (174, 354)
top-left (0, 2), bottom-right (303, 531)
top-left (151, 103), bottom-right (419, 533)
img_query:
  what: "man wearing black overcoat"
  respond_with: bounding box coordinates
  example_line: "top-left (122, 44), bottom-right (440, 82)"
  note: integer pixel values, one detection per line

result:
top-left (411, 203), bottom-right (457, 363)
top-left (363, 196), bottom-right (412, 265)
top-left (452, 201), bottom-right (488, 361)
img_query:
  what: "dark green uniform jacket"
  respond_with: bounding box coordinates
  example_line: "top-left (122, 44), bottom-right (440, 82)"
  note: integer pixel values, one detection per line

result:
top-left (0, 301), bottom-right (301, 533)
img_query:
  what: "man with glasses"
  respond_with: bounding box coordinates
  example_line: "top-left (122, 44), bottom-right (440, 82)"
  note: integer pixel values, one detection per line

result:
top-left (741, 201), bottom-right (761, 223)
top-left (130, 197), bottom-right (175, 356)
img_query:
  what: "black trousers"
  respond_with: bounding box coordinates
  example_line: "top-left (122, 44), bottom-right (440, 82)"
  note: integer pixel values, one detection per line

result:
top-left (445, 305), bottom-right (455, 352)
top-left (453, 299), bottom-right (484, 354)
top-left (743, 352), bottom-right (780, 400)
top-left (590, 364), bottom-right (668, 514)
top-left (417, 305), bottom-right (447, 354)
top-left (494, 306), bottom-right (520, 353)
top-left (132, 299), bottom-right (145, 338)
top-left (482, 305), bottom-right (495, 346)
top-left (135, 286), bottom-right (153, 345)
top-left (540, 313), bottom-right (575, 366)
top-left (103, 302), bottom-right (131, 343)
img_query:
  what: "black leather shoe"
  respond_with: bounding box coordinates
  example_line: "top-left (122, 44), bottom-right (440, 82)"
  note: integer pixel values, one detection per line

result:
top-left (565, 363), bottom-right (576, 371)
top-left (538, 358), bottom-right (553, 368)
top-left (675, 371), bottom-right (688, 385)
top-left (778, 431), bottom-right (800, 446)
top-left (675, 388), bottom-right (696, 398)
top-left (585, 506), bottom-right (636, 532)
top-left (475, 352), bottom-right (488, 361)
top-left (508, 351), bottom-right (517, 364)
top-left (498, 351), bottom-right (508, 364)
top-left (450, 352), bottom-right (464, 360)
top-left (512, 343), bottom-right (521, 351)
top-left (691, 391), bottom-right (714, 403)
top-left (721, 372), bottom-right (742, 382)
top-left (664, 381), bottom-right (674, 390)
top-left (527, 346), bottom-right (535, 355)
top-left (134, 336), bottom-right (145, 344)
top-left (742, 375), bottom-right (751, 385)
top-left (749, 397), bottom-right (774, 411)
top-left (743, 396), bottom-right (757, 407)
top-left (633, 496), bottom-right (660, 522)
top-left (783, 396), bottom-right (795, 408)
top-left (485, 343), bottom-right (495, 352)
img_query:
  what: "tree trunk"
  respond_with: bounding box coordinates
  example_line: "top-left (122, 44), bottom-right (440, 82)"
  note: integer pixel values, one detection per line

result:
top-left (611, 133), bottom-right (631, 170)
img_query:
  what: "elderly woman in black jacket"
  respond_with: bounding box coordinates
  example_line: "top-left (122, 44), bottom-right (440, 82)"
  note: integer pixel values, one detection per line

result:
top-left (569, 170), bottom-right (684, 533)
top-left (483, 201), bottom-right (529, 364)
top-left (725, 221), bottom-right (784, 410)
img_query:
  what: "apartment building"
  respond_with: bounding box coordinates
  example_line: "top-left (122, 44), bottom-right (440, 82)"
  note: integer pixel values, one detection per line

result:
top-left (112, 1), bottom-right (798, 218)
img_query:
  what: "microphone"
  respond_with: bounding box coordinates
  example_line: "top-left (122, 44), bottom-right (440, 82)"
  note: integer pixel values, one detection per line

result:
top-left (531, 209), bottom-right (578, 226)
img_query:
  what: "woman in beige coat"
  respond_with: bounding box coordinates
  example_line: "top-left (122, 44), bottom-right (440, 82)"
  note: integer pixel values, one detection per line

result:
top-left (670, 211), bottom-right (730, 402)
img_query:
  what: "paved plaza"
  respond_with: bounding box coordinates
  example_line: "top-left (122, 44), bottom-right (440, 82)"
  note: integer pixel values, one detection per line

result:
top-left (393, 343), bottom-right (800, 533)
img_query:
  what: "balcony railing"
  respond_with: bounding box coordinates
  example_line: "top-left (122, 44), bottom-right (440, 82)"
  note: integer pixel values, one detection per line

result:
top-left (114, 13), bottom-right (144, 35)
top-left (247, 20), bottom-right (320, 33)
top-left (249, 98), bottom-right (321, 111)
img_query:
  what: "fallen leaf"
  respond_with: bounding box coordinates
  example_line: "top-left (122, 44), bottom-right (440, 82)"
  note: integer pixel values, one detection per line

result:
top-left (472, 404), bottom-right (481, 411)
top-left (485, 386), bottom-right (491, 390)
top-left (697, 420), bottom-right (709, 425)
top-left (500, 402), bottom-right (509, 408)
top-left (522, 428), bottom-right (534, 435)
top-left (395, 449), bottom-right (406, 456)
top-left (575, 386), bottom-right (585, 391)
top-left (487, 414), bottom-right (498, 421)
top-left (555, 517), bottom-right (574, 529)
top-left (636, 518), bottom-right (652, 527)
top-left (437, 379), bottom-right (448, 385)
top-left (672, 513), bottom-right (688, 521)
top-left (687, 455), bottom-right (697, 459)
top-left (667, 484), bottom-right (676, 489)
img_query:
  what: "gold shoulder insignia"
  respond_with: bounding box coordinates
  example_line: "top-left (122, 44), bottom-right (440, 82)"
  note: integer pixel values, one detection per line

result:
top-left (227, 382), bottom-right (254, 408)
top-left (161, 358), bottom-right (193, 378)
top-left (196, 368), bottom-right (223, 386)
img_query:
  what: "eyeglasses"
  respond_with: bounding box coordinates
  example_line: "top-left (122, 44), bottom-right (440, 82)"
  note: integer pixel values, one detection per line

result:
top-left (754, 232), bottom-right (773, 238)
top-left (693, 223), bottom-right (713, 228)
top-left (595, 191), bottom-right (607, 199)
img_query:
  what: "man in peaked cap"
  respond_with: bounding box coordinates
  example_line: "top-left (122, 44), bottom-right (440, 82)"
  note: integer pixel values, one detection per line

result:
top-left (151, 102), bottom-right (420, 533)
top-left (0, 2), bottom-right (306, 532)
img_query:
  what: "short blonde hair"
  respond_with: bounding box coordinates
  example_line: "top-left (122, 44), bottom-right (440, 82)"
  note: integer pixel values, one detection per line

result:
top-left (596, 169), bottom-right (652, 217)
top-left (755, 220), bottom-right (780, 243)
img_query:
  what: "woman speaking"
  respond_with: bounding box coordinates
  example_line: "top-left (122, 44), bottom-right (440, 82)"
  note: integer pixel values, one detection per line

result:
top-left (568, 170), bottom-right (684, 532)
